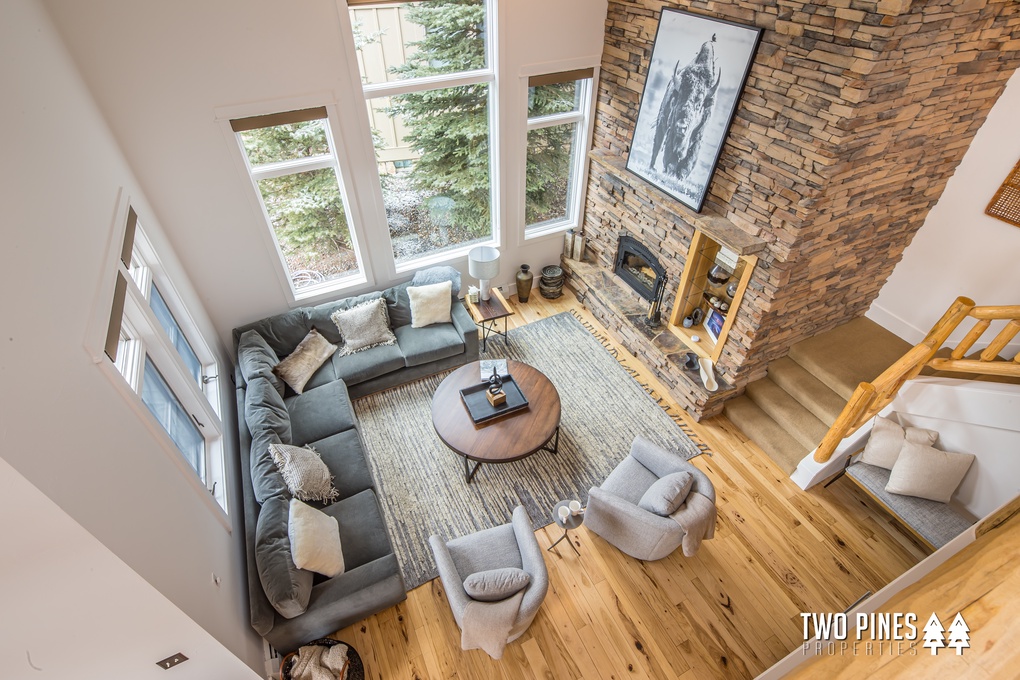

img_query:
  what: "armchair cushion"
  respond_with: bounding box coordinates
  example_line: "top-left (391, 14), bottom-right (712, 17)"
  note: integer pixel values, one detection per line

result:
top-left (638, 470), bottom-right (694, 516)
top-left (464, 567), bottom-right (531, 602)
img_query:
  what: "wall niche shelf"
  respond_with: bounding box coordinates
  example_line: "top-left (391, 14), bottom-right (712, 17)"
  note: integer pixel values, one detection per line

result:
top-left (668, 223), bottom-right (765, 363)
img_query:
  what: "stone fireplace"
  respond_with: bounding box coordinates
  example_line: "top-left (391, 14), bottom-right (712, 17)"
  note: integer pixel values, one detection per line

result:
top-left (568, 0), bottom-right (1020, 419)
top-left (614, 234), bottom-right (666, 303)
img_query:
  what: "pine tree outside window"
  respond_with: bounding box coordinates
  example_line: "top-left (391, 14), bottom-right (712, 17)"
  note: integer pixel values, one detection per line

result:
top-left (350, 0), bottom-right (496, 269)
top-left (525, 71), bottom-right (594, 235)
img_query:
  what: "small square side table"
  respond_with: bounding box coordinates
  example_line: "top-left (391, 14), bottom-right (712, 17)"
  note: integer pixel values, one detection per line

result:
top-left (465, 287), bottom-right (515, 353)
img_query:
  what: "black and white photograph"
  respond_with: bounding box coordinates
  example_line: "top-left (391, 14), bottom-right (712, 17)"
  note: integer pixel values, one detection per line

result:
top-left (627, 9), bottom-right (762, 212)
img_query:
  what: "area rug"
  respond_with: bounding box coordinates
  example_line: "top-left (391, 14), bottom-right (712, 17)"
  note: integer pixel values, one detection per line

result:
top-left (353, 311), bottom-right (707, 590)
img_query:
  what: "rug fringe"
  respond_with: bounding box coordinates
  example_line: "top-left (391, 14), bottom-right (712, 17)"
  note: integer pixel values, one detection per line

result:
top-left (568, 309), bottom-right (713, 456)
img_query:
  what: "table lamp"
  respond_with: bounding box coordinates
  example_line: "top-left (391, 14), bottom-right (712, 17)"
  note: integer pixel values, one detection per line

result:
top-left (468, 246), bottom-right (500, 301)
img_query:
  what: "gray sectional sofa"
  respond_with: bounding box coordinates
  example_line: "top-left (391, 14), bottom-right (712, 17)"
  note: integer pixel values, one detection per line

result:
top-left (233, 274), bottom-right (479, 653)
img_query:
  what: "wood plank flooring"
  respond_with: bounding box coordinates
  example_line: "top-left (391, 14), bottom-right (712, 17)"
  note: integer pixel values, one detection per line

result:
top-left (334, 288), bottom-right (928, 679)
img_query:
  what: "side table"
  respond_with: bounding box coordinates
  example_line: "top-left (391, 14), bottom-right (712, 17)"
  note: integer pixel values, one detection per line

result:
top-left (548, 501), bottom-right (584, 554)
top-left (465, 287), bottom-right (515, 352)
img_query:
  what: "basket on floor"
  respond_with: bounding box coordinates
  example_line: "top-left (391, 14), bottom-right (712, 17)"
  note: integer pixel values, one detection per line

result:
top-left (280, 638), bottom-right (364, 680)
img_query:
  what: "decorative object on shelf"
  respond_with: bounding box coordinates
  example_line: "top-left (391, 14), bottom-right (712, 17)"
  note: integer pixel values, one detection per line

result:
top-left (705, 308), bottom-right (725, 344)
top-left (699, 357), bottom-right (719, 392)
top-left (726, 281), bottom-right (738, 299)
top-left (625, 8), bottom-right (763, 213)
top-left (682, 315), bottom-right (694, 328)
top-left (690, 334), bottom-right (701, 343)
top-left (563, 229), bottom-right (577, 258)
top-left (690, 307), bottom-right (704, 325)
top-left (540, 265), bottom-right (564, 299)
top-left (571, 232), bottom-right (586, 261)
top-left (707, 263), bottom-right (731, 285)
top-left (468, 246), bottom-right (500, 301)
top-left (516, 264), bottom-right (534, 302)
top-left (985, 157), bottom-right (1020, 228)
top-left (682, 352), bottom-right (699, 371)
top-left (467, 285), bottom-right (479, 303)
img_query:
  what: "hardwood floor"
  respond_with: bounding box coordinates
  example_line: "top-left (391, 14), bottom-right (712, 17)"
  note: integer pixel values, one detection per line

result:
top-left (334, 288), bottom-right (928, 679)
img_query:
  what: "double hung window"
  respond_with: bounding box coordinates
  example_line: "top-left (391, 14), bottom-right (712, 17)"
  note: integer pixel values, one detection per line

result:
top-left (232, 108), bottom-right (365, 298)
top-left (349, 0), bottom-right (495, 268)
top-left (104, 207), bottom-right (225, 510)
top-left (525, 70), bottom-right (594, 235)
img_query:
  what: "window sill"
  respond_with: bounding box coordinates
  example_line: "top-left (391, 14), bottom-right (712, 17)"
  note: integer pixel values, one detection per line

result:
top-left (524, 219), bottom-right (576, 241)
top-left (393, 240), bottom-right (497, 275)
top-left (291, 273), bottom-right (369, 306)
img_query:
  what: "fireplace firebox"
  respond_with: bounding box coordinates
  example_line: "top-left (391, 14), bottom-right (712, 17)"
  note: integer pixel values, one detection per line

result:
top-left (614, 235), bottom-right (667, 303)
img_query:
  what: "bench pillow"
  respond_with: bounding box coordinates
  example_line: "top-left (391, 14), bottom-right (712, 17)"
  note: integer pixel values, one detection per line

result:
top-left (858, 416), bottom-right (938, 470)
top-left (886, 442), bottom-right (975, 503)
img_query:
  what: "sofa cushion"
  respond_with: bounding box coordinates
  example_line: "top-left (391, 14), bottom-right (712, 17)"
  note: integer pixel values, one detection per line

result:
top-left (289, 499), bottom-right (345, 578)
top-left (321, 489), bottom-right (393, 572)
top-left (255, 496), bottom-right (314, 619)
top-left (273, 329), bottom-right (338, 395)
top-left (249, 428), bottom-right (289, 503)
top-left (332, 342), bottom-right (406, 385)
top-left (463, 567), bottom-right (530, 602)
top-left (411, 265), bottom-right (461, 297)
top-left (269, 443), bottom-right (339, 504)
top-left (301, 355), bottom-right (339, 393)
top-left (307, 429), bottom-right (374, 502)
top-left (332, 298), bottom-right (397, 356)
top-left (638, 471), bottom-right (694, 516)
top-left (237, 329), bottom-right (284, 396)
top-left (408, 280), bottom-right (453, 328)
top-left (285, 380), bottom-right (357, 446)
top-left (239, 308), bottom-right (310, 358)
top-left (886, 442), bottom-right (975, 503)
top-left (308, 291), bottom-right (386, 345)
top-left (394, 323), bottom-right (465, 368)
top-left (859, 416), bottom-right (939, 470)
top-left (245, 376), bottom-right (292, 444)
top-left (385, 282), bottom-right (414, 328)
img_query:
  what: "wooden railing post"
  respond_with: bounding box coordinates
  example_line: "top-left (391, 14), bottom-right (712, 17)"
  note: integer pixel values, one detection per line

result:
top-left (814, 383), bottom-right (876, 463)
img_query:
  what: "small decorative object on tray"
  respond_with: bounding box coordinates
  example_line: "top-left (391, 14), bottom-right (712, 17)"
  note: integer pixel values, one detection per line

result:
top-left (486, 365), bottom-right (506, 406)
top-left (460, 375), bottom-right (529, 424)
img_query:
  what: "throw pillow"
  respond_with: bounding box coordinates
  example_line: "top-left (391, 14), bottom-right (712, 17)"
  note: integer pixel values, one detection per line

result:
top-left (858, 416), bottom-right (939, 470)
top-left (245, 376), bottom-right (292, 444)
top-left (411, 265), bottom-right (461, 296)
top-left (463, 567), bottom-right (531, 602)
top-left (255, 496), bottom-right (313, 619)
top-left (886, 442), bottom-right (975, 503)
top-left (288, 499), bottom-right (345, 578)
top-left (331, 298), bottom-right (396, 356)
top-left (237, 329), bottom-right (284, 397)
top-left (269, 443), bottom-right (339, 504)
top-left (272, 328), bottom-right (337, 395)
top-left (638, 471), bottom-right (695, 516)
top-left (408, 280), bottom-right (453, 328)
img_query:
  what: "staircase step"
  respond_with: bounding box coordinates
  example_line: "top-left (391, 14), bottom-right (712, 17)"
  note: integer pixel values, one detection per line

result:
top-left (744, 378), bottom-right (831, 451)
top-left (788, 317), bottom-right (912, 400)
top-left (724, 396), bottom-right (809, 475)
top-left (767, 357), bottom-right (847, 426)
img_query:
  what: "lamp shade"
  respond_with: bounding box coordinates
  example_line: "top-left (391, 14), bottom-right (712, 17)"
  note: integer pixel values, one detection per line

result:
top-left (468, 246), bottom-right (500, 280)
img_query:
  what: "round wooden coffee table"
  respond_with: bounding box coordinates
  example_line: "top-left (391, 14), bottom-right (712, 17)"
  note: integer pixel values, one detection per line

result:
top-left (432, 360), bottom-right (561, 483)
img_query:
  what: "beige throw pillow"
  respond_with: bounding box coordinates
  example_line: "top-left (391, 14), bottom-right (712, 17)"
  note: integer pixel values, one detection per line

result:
top-left (408, 280), bottom-right (453, 328)
top-left (885, 442), bottom-right (975, 503)
top-left (272, 328), bottom-right (337, 394)
top-left (288, 499), bottom-right (345, 578)
top-left (269, 443), bottom-right (339, 504)
top-left (858, 416), bottom-right (939, 470)
top-left (331, 298), bottom-right (397, 356)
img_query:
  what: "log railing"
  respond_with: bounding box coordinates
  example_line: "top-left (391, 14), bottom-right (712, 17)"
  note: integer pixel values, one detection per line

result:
top-left (814, 297), bottom-right (1020, 463)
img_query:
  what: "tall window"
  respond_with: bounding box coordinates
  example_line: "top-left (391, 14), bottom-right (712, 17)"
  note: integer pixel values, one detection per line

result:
top-left (525, 70), bottom-right (593, 235)
top-left (104, 207), bottom-right (225, 510)
top-left (350, 0), bottom-right (495, 268)
top-left (231, 108), bottom-right (364, 297)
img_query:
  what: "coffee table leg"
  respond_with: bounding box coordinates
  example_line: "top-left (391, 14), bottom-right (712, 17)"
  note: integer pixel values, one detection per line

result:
top-left (538, 426), bottom-right (560, 456)
top-left (465, 457), bottom-right (482, 483)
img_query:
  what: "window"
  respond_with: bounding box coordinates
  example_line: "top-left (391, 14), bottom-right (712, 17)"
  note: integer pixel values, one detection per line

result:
top-left (350, 0), bottom-right (495, 268)
top-left (525, 70), bottom-right (594, 235)
top-left (103, 207), bottom-right (225, 511)
top-left (231, 108), bottom-right (365, 298)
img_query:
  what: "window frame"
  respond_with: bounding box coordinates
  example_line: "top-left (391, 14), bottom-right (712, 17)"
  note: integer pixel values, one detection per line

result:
top-left (231, 107), bottom-right (370, 301)
top-left (523, 70), bottom-right (595, 239)
top-left (353, 0), bottom-right (500, 273)
top-left (89, 197), bottom-right (229, 522)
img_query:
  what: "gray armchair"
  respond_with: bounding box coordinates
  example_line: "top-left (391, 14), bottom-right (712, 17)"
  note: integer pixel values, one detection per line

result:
top-left (428, 506), bottom-right (548, 655)
top-left (586, 436), bottom-right (716, 561)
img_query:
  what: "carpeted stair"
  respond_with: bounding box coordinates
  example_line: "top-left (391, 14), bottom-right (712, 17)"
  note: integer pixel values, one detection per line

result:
top-left (724, 317), bottom-right (912, 474)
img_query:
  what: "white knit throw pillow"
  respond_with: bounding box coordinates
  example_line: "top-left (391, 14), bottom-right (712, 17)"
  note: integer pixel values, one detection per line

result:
top-left (408, 280), bottom-right (453, 328)
top-left (269, 443), bottom-right (338, 504)
top-left (288, 499), bottom-right (345, 578)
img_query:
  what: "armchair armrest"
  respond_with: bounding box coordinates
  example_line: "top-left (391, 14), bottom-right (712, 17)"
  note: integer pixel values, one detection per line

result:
top-left (511, 506), bottom-right (548, 619)
top-left (585, 486), bottom-right (684, 561)
top-left (429, 534), bottom-right (471, 628)
top-left (630, 436), bottom-right (697, 480)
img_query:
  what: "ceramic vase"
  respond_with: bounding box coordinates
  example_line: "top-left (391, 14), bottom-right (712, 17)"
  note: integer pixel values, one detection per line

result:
top-left (516, 264), bottom-right (534, 302)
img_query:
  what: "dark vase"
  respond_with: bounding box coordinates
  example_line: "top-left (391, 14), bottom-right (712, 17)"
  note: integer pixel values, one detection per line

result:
top-left (516, 264), bottom-right (534, 302)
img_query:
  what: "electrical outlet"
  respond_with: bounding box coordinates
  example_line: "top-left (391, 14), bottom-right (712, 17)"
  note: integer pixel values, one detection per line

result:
top-left (156, 653), bottom-right (188, 670)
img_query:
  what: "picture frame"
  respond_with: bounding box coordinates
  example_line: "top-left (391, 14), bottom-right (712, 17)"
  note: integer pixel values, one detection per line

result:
top-left (626, 9), bottom-right (762, 213)
top-left (705, 308), bottom-right (725, 344)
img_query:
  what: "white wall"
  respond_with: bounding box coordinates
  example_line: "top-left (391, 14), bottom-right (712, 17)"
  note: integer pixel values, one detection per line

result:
top-left (869, 69), bottom-right (1020, 356)
top-left (0, 459), bottom-right (259, 680)
top-left (42, 0), bottom-right (609, 347)
top-left (0, 0), bottom-right (262, 672)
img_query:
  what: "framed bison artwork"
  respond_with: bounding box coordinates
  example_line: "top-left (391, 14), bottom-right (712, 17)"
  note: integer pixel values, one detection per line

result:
top-left (627, 9), bottom-right (762, 213)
